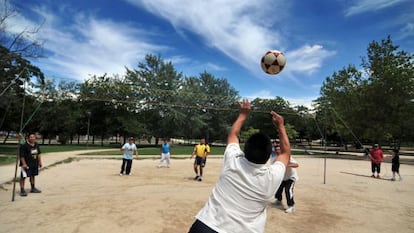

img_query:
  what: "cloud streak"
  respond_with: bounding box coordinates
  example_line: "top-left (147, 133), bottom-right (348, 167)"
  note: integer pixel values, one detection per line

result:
top-left (344, 0), bottom-right (410, 17)
top-left (125, 0), bottom-right (334, 76)
top-left (13, 5), bottom-right (166, 80)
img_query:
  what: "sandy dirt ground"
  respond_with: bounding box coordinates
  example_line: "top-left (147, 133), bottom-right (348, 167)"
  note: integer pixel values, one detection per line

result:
top-left (0, 156), bottom-right (413, 233)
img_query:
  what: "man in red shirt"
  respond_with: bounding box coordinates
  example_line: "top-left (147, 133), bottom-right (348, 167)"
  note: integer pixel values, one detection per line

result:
top-left (369, 144), bottom-right (384, 178)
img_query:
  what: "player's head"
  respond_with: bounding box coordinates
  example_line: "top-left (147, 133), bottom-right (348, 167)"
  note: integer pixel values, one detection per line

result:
top-left (28, 133), bottom-right (36, 143)
top-left (200, 138), bottom-right (206, 144)
top-left (244, 132), bottom-right (272, 164)
top-left (128, 137), bottom-right (134, 143)
top-left (392, 148), bottom-right (399, 154)
top-left (373, 143), bottom-right (379, 148)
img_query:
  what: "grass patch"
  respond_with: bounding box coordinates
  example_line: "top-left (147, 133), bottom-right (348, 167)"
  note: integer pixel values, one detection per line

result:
top-left (0, 144), bottom-right (113, 165)
top-left (80, 145), bottom-right (227, 156)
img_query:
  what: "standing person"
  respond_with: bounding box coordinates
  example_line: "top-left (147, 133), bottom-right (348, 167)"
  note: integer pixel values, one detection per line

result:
top-left (190, 138), bottom-right (210, 181)
top-left (369, 144), bottom-right (384, 178)
top-left (188, 99), bottom-right (291, 233)
top-left (274, 156), bottom-right (299, 213)
top-left (158, 138), bottom-right (171, 168)
top-left (270, 139), bottom-right (280, 164)
top-left (19, 133), bottom-right (43, 197)
top-left (390, 149), bottom-right (402, 181)
top-left (120, 137), bottom-right (139, 176)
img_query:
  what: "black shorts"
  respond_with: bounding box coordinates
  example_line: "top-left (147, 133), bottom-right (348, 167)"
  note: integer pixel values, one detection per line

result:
top-left (194, 156), bottom-right (207, 167)
top-left (21, 166), bottom-right (39, 178)
top-left (392, 163), bottom-right (400, 172)
top-left (188, 219), bottom-right (217, 233)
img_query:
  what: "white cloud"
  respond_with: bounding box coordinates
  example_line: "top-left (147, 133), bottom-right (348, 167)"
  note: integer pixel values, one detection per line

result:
top-left (125, 0), bottom-right (335, 78)
top-left (246, 90), bottom-right (274, 100)
top-left (287, 45), bottom-right (336, 75)
top-left (344, 0), bottom-right (410, 17)
top-left (11, 6), bottom-right (166, 80)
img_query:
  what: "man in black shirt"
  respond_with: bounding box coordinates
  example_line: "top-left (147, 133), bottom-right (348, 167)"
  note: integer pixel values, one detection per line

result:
top-left (19, 133), bottom-right (43, 196)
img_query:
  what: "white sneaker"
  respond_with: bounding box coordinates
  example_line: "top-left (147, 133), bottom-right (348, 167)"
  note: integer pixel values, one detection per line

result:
top-left (285, 206), bottom-right (295, 213)
top-left (119, 173), bottom-right (123, 176)
top-left (274, 200), bottom-right (282, 206)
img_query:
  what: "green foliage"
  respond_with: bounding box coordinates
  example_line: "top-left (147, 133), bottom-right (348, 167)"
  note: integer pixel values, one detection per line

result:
top-left (318, 36), bottom-right (414, 145)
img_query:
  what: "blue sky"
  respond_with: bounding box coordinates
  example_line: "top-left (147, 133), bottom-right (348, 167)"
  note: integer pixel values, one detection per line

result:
top-left (6, 0), bottom-right (414, 108)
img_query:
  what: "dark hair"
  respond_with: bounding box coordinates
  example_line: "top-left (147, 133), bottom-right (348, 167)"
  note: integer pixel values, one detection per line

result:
top-left (244, 132), bottom-right (272, 164)
top-left (392, 149), bottom-right (399, 154)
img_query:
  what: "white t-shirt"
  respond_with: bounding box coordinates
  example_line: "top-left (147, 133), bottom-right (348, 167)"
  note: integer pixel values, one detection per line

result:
top-left (121, 143), bottom-right (137, 160)
top-left (195, 143), bottom-right (286, 233)
top-left (283, 157), bottom-right (299, 181)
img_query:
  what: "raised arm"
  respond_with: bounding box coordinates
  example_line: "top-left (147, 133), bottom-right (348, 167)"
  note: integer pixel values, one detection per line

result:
top-left (271, 111), bottom-right (291, 167)
top-left (227, 99), bottom-right (251, 144)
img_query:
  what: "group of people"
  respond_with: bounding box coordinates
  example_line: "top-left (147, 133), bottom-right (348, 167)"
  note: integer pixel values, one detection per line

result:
top-left (368, 143), bottom-right (402, 181)
top-left (17, 98), bottom-right (404, 233)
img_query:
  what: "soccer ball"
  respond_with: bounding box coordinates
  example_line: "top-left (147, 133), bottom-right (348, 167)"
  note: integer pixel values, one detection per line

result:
top-left (261, 50), bottom-right (286, 75)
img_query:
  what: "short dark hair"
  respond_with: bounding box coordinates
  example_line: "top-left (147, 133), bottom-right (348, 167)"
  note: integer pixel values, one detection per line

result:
top-left (244, 132), bottom-right (272, 164)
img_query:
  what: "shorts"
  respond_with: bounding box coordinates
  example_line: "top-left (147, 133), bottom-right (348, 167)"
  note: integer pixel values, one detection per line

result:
top-left (21, 166), bottom-right (39, 178)
top-left (392, 163), bottom-right (400, 172)
top-left (194, 156), bottom-right (207, 167)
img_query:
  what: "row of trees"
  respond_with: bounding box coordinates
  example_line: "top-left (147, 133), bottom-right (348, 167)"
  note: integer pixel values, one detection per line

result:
top-left (1, 0), bottom-right (413, 147)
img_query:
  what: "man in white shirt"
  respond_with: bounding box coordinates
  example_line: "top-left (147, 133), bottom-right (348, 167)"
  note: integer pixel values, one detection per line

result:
top-left (120, 137), bottom-right (139, 176)
top-left (188, 99), bottom-right (291, 233)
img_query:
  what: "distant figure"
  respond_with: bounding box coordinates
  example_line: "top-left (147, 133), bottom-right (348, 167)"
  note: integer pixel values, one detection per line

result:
top-left (19, 133), bottom-right (43, 196)
top-left (190, 138), bottom-right (210, 182)
top-left (390, 149), bottom-right (402, 181)
top-left (364, 148), bottom-right (370, 157)
top-left (270, 139), bottom-right (280, 164)
top-left (369, 144), bottom-right (384, 178)
top-left (120, 137), bottom-right (139, 176)
top-left (158, 138), bottom-right (171, 168)
top-left (274, 157), bottom-right (299, 213)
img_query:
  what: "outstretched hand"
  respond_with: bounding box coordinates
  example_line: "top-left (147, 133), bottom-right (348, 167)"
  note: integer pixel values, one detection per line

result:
top-left (238, 99), bottom-right (251, 115)
top-left (271, 111), bottom-right (284, 128)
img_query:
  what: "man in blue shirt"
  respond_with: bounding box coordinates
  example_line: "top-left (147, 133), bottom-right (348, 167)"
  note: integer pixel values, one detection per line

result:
top-left (158, 138), bottom-right (171, 168)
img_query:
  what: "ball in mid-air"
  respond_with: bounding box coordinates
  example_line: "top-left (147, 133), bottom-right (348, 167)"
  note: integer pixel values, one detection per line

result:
top-left (261, 50), bottom-right (286, 75)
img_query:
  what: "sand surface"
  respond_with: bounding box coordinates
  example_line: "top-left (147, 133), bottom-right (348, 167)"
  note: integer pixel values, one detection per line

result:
top-left (0, 156), bottom-right (413, 233)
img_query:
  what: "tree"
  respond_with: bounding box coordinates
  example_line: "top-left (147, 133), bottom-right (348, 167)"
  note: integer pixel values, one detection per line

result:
top-left (318, 36), bottom-right (414, 146)
top-left (125, 54), bottom-right (186, 144)
top-left (1, 0), bottom-right (45, 141)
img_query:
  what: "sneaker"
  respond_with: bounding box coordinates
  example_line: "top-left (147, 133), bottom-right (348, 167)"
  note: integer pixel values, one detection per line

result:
top-left (274, 200), bottom-right (282, 206)
top-left (20, 190), bottom-right (28, 197)
top-left (30, 187), bottom-right (42, 193)
top-left (391, 177), bottom-right (396, 181)
top-left (194, 175), bottom-right (199, 180)
top-left (128, 173), bottom-right (132, 176)
top-left (119, 173), bottom-right (123, 176)
top-left (371, 175), bottom-right (375, 178)
top-left (285, 206), bottom-right (295, 213)
top-left (376, 175), bottom-right (380, 179)
top-left (198, 177), bottom-right (202, 182)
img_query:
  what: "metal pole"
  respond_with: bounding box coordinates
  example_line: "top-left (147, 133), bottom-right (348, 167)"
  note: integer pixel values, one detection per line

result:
top-left (12, 79), bottom-right (27, 201)
top-left (323, 107), bottom-right (327, 184)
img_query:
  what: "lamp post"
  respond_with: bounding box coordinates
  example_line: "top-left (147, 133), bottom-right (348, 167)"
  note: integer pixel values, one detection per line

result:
top-left (86, 111), bottom-right (91, 147)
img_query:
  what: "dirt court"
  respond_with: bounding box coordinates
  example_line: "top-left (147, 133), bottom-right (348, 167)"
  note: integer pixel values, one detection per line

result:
top-left (0, 155), bottom-right (413, 233)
